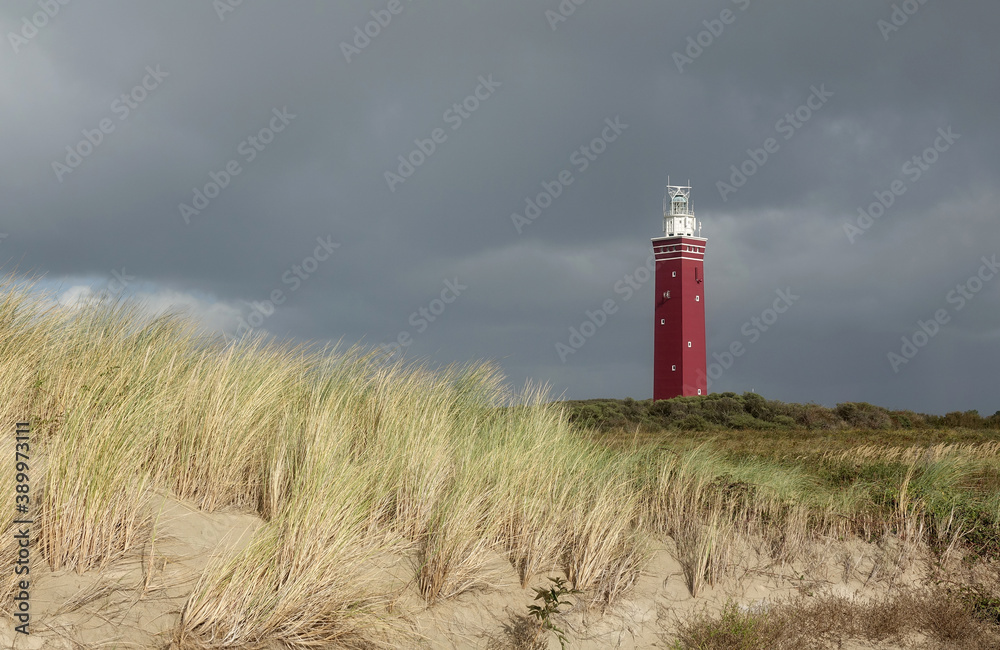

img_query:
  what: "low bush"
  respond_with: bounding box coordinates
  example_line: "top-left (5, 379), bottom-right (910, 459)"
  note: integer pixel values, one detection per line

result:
top-left (930, 410), bottom-right (996, 430)
top-left (741, 392), bottom-right (769, 420)
top-left (562, 396), bottom-right (997, 434)
top-left (792, 403), bottom-right (841, 429)
top-left (834, 402), bottom-right (893, 429)
top-left (771, 415), bottom-right (796, 428)
top-left (726, 413), bottom-right (769, 430)
top-left (677, 414), bottom-right (710, 431)
top-left (669, 589), bottom-right (1000, 650)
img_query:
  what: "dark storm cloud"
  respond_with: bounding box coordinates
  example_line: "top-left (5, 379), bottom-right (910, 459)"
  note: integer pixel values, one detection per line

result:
top-left (1, 0), bottom-right (997, 414)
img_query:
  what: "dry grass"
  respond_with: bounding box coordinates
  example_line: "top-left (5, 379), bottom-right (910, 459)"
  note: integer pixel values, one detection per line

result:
top-left (826, 441), bottom-right (1000, 464)
top-left (668, 587), bottom-right (1000, 649)
top-left (487, 612), bottom-right (546, 650)
top-left (0, 278), bottom-right (651, 644)
top-left (3, 275), bottom-right (1000, 647)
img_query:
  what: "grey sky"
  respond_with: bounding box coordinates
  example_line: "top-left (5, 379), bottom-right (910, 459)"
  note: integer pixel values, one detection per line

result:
top-left (2, 0), bottom-right (998, 414)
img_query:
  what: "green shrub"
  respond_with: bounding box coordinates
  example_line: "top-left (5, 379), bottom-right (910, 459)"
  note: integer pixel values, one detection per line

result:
top-left (723, 413), bottom-right (780, 430)
top-left (701, 396), bottom-right (744, 424)
top-left (620, 396), bottom-right (644, 421)
top-left (670, 601), bottom-right (773, 650)
top-left (567, 404), bottom-right (603, 428)
top-left (794, 403), bottom-right (840, 429)
top-left (772, 415), bottom-right (796, 428)
top-left (649, 399), bottom-right (672, 418)
top-left (889, 410), bottom-right (917, 429)
top-left (944, 410), bottom-right (986, 429)
top-left (678, 414), bottom-right (710, 431)
top-left (561, 395), bottom-right (979, 434)
top-left (925, 410), bottom-right (994, 430)
top-left (958, 584), bottom-right (1000, 626)
top-left (666, 401), bottom-right (691, 420)
top-left (835, 402), bottom-right (893, 429)
top-left (726, 413), bottom-right (766, 430)
top-left (742, 392), bottom-right (768, 419)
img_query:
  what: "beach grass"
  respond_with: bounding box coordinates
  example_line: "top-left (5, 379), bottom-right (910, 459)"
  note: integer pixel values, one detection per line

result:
top-left (2, 276), bottom-right (999, 647)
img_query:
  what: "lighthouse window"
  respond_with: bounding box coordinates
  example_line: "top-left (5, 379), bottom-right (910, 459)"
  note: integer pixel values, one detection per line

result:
top-left (660, 319), bottom-right (665, 325)
top-left (688, 341), bottom-right (692, 348)
top-left (697, 389), bottom-right (702, 395)
top-left (672, 365), bottom-right (676, 371)
top-left (696, 296), bottom-right (700, 302)
top-left (672, 271), bottom-right (676, 277)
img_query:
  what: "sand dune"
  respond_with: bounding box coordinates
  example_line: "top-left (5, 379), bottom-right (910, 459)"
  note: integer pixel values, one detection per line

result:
top-left (5, 491), bottom-right (944, 649)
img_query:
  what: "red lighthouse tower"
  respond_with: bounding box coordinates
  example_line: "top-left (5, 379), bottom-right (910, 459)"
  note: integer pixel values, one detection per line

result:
top-left (653, 182), bottom-right (707, 400)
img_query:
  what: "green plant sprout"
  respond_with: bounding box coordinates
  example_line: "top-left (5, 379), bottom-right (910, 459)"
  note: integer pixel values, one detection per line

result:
top-left (526, 577), bottom-right (581, 649)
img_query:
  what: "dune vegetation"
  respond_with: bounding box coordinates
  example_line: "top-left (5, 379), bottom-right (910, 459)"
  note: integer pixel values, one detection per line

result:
top-left (2, 276), bottom-right (1000, 648)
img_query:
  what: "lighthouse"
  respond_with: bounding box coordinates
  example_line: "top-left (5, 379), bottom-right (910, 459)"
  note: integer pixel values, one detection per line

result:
top-left (652, 182), bottom-right (707, 400)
